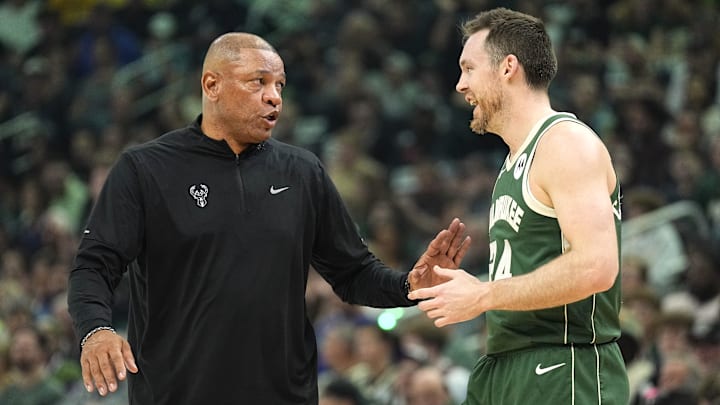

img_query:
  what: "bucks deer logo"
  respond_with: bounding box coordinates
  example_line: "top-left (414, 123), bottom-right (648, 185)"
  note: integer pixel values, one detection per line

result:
top-left (189, 184), bottom-right (209, 208)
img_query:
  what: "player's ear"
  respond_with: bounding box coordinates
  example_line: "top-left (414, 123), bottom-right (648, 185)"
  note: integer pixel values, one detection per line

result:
top-left (502, 54), bottom-right (520, 78)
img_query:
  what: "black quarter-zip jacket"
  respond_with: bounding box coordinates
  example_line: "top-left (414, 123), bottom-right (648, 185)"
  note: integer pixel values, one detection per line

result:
top-left (68, 116), bottom-right (415, 405)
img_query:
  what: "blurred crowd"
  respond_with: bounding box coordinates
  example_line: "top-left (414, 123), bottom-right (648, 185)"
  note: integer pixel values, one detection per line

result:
top-left (0, 0), bottom-right (719, 404)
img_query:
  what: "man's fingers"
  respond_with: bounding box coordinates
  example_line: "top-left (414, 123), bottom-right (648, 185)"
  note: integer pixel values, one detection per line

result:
top-left (432, 265), bottom-right (459, 278)
top-left (80, 333), bottom-right (136, 396)
top-left (453, 236), bottom-right (472, 266)
top-left (122, 340), bottom-right (139, 373)
top-left (98, 352), bottom-right (118, 394)
top-left (446, 221), bottom-right (467, 258)
top-left (87, 356), bottom-right (108, 396)
top-left (408, 288), bottom-right (425, 301)
top-left (426, 229), bottom-right (449, 257)
top-left (425, 308), bottom-right (444, 320)
top-left (111, 349), bottom-right (128, 382)
top-left (440, 218), bottom-right (462, 254)
top-left (424, 218), bottom-right (467, 260)
top-left (422, 307), bottom-right (451, 328)
top-left (448, 217), bottom-right (461, 233)
top-left (81, 357), bottom-right (95, 393)
top-left (409, 285), bottom-right (439, 301)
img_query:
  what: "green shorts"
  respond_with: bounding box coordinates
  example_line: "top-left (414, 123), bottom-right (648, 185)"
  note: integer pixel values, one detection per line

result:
top-left (463, 342), bottom-right (629, 405)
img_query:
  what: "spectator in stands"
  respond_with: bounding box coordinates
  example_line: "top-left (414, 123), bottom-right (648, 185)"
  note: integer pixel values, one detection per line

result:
top-left (405, 366), bottom-right (453, 405)
top-left (320, 377), bottom-right (367, 405)
top-left (348, 323), bottom-right (404, 404)
top-left (662, 240), bottom-right (720, 337)
top-left (73, 4), bottom-right (141, 78)
top-left (0, 326), bottom-right (63, 404)
top-left (319, 321), bottom-right (360, 394)
top-left (396, 315), bottom-right (469, 404)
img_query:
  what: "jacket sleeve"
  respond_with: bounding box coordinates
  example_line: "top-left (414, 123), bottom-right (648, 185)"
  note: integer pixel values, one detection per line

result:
top-left (67, 152), bottom-right (145, 343)
top-left (310, 161), bottom-right (415, 308)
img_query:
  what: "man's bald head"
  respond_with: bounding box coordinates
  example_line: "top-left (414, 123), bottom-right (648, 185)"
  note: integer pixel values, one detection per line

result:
top-left (202, 33), bottom-right (278, 71)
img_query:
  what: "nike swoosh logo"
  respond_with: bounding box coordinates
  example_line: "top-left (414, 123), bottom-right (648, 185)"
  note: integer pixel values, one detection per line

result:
top-left (270, 186), bottom-right (290, 195)
top-left (535, 363), bottom-right (566, 375)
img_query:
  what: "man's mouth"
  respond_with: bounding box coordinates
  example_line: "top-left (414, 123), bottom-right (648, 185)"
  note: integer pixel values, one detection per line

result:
top-left (262, 111), bottom-right (280, 128)
top-left (264, 111), bottom-right (279, 121)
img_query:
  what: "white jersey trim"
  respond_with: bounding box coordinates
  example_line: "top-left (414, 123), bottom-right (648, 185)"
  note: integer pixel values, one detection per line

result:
top-left (594, 344), bottom-right (602, 404)
top-left (571, 343), bottom-right (576, 405)
top-left (503, 114), bottom-right (551, 172)
top-left (521, 114), bottom-right (580, 218)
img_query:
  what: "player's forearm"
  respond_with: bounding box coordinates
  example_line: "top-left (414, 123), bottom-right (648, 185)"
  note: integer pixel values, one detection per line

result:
top-left (486, 250), bottom-right (618, 312)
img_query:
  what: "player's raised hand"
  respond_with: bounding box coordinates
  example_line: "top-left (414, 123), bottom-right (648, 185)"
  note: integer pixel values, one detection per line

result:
top-left (80, 330), bottom-right (138, 397)
top-left (408, 218), bottom-right (471, 291)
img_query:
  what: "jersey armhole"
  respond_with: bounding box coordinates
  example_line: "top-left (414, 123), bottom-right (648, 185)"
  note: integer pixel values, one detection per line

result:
top-left (521, 131), bottom-right (557, 219)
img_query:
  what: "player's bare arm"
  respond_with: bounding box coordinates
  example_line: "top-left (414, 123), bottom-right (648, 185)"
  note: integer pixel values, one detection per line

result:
top-left (409, 122), bottom-right (619, 326)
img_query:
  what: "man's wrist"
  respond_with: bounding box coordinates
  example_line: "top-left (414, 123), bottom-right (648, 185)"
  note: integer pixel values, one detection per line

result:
top-left (404, 275), bottom-right (413, 296)
top-left (80, 326), bottom-right (116, 348)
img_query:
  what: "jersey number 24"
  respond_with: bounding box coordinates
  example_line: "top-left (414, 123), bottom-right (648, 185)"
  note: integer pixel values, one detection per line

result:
top-left (489, 240), bottom-right (513, 281)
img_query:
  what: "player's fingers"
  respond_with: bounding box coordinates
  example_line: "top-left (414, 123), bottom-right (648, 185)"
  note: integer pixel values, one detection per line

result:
top-left (416, 295), bottom-right (440, 311)
top-left (453, 236), bottom-right (472, 267)
top-left (432, 265), bottom-right (460, 279)
top-left (122, 340), bottom-right (139, 374)
top-left (408, 286), bottom-right (432, 301)
top-left (425, 308), bottom-right (444, 320)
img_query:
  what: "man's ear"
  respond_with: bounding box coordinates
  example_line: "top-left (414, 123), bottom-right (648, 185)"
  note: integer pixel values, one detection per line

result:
top-left (202, 71), bottom-right (220, 101)
top-left (502, 54), bottom-right (520, 78)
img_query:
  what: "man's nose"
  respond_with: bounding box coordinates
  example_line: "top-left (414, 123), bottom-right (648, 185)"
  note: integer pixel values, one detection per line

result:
top-left (456, 75), bottom-right (467, 93)
top-left (263, 87), bottom-right (281, 106)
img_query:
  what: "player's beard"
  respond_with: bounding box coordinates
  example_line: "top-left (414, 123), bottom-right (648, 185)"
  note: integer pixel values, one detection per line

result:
top-left (470, 83), bottom-right (503, 135)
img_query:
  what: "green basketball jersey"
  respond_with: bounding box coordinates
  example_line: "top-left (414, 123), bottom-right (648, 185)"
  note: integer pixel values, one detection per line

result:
top-left (486, 113), bottom-right (622, 354)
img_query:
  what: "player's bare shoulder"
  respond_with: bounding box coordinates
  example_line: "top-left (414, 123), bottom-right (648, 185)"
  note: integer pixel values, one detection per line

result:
top-left (531, 120), bottom-right (616, 198)
top-left (536, 121), bottom-right (612, 171)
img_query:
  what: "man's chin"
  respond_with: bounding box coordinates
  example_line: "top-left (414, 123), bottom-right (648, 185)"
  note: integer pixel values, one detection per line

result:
top-left (255, 129), bottom-right (273, 141)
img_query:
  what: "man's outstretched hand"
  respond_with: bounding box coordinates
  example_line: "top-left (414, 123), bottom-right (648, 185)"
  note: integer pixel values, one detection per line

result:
top-left (408, 218), bottom-right (471, 291)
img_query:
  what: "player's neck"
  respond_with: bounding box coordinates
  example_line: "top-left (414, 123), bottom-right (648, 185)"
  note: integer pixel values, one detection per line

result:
top-left (500, 92), bottom-right (554, 157)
